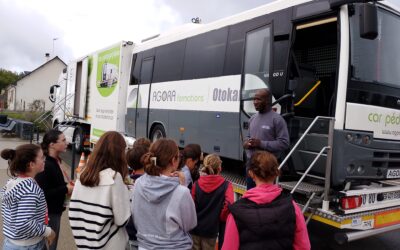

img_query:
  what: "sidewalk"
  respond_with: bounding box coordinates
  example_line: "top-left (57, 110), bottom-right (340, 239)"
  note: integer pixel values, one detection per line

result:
top-left (0, 135), bottom-right (77, 249)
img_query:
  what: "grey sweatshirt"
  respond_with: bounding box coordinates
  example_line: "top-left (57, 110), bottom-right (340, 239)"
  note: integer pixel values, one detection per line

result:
top-left (246, 109), bottom-right (290, 160)
top-left (131, 173), bottom-right (197, 250)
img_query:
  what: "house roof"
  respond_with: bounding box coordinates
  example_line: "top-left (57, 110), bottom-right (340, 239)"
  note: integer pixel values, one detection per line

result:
top-left (16, 56), bottom-right (66, 83)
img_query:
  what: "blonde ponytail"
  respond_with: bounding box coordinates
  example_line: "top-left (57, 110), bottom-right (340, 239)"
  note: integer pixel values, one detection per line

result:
top-left (200, 154), bottom-right (222, 175)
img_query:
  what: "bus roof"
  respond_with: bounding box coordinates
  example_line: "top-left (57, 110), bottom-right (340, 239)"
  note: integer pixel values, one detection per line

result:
top-left (132, 0), bottom-right (312, 53)
top-left (132, 0), bottom-right (400, 54)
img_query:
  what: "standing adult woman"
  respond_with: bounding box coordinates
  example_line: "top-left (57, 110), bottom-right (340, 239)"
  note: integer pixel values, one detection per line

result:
top-left (35, 129), bottom-right (73, 250)
top-left (69, 131), bottom-right (131, 249)
top-left (1, 144), bottom-right (56, 250)
top-left (132, 138), bottom-right (197, 250)
top-left (222, 151), bottom-right (310, 250)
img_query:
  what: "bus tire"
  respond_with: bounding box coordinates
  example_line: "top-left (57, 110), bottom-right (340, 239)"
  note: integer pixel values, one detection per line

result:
top-left (150, 124), bottom-right (166, 142)
top-left (73, 127), bottom-right (84, 152)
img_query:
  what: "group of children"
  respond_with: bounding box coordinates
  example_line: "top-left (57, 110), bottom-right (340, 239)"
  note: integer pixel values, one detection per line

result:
top-left (1, 129), bottom-right (311, 250)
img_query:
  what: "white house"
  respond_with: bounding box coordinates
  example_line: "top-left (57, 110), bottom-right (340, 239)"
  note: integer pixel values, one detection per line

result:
top-left (7, 57), bottom-right (66, 111)
top-left (5, 84), bottom-right (16, 111)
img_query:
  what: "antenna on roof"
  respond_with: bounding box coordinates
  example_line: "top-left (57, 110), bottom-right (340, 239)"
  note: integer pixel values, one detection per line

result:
top-left (191, 17), bottom-right (201, 24)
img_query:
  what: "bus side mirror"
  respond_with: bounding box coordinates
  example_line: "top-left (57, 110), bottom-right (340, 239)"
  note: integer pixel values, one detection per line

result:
top-left (49, 85), bottom-right (60, 103)
top-left (49, 85), bottom-right (60, 95)
top-left (360, 4), bottom-right (378, 40)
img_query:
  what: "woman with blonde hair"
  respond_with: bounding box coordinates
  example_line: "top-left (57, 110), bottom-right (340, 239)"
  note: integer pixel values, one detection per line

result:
top-left (69, 131), bottom-right (131, 249)
top-left (131, 138), bottom-right (197, 250)
top-left (190, 154), bottom-right (233, 250)
top-left (222, 151), bottom-right (310, 250)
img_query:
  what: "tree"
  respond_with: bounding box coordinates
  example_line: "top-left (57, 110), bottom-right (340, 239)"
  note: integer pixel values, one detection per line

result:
top-left (0, 68), bottom-right (21, 91)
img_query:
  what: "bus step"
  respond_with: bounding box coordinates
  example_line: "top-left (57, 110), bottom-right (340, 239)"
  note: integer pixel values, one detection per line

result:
top-left (280, 181), bottom-right (324, 195)
top-left (220, 171), bottom-right (247, 195)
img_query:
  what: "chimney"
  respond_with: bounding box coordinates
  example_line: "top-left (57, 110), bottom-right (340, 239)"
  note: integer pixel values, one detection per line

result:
top-left (45, 53), bottom-right (50, 61)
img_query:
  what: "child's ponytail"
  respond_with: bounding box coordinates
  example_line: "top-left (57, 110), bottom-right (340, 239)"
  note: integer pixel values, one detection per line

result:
top-left (200, 154), bottom-right (222, 175)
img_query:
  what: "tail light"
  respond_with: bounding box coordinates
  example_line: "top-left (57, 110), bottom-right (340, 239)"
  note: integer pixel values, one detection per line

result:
top-left (340, 196), bottom-right (363, 210)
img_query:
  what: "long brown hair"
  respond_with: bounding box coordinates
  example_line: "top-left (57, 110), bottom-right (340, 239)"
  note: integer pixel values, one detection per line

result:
top-left (1, 144), bottom-right (42, 177)
top-left (80, 131), bottom-right (128, 187)
top-left (249, 151), bottom-right (280, 181)
top-left (142, 138), bottom-right (179, 176)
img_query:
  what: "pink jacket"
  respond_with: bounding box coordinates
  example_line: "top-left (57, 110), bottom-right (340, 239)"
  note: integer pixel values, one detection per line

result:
top-left (222, 184), bottom-right (311, 250)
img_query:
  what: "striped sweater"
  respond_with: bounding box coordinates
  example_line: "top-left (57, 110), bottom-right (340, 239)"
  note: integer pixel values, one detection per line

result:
top-left (0, 177), bottom-right (51, 246)
top-left (69, 168), bottom-right (131, 249)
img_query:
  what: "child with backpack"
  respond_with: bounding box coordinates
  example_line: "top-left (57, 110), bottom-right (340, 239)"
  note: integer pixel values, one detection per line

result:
top-left (191, 154), bottom-right (234, 250)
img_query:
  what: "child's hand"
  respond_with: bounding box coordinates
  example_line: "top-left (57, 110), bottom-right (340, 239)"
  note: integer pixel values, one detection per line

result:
top-left (171, 171), bottom-right (186, 186)
top-left (46, 229), bottom-right (56, 246)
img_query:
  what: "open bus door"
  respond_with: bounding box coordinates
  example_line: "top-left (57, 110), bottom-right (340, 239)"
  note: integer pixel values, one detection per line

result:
top-left (240, 24), bottom-right (273, 151)
top-left (240, 22), bottom-right (278, 163)
top-left (287, 16), bottom-right (339, 177)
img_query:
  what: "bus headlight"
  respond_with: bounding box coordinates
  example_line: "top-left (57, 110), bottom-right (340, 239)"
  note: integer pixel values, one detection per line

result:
top-left (346, 133), bottom-right (354, 142)
top-left (357, 165), bottom-right (365, 174)
top-left (346, 164), bottom-right (355, 174)
top-left (362, 135), bottom-right (371, 145)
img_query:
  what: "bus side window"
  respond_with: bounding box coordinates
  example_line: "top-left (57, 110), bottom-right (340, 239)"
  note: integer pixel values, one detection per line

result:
top-left (130, 53), bottom-right (142, 85)
top-left (153, 40), bottom-right (186, 83)
top-left (183, 27), bottom-right (228, 79)
top-left (140, 57), bottom-right (154, 84)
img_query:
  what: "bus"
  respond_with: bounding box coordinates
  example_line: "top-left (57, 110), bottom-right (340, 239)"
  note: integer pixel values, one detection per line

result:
top-left (124, 0), bottom-right (400, 241)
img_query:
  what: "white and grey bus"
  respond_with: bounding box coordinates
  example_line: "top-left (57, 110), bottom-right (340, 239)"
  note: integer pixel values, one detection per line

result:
top-left (124, 0), bottom-right (400, 240)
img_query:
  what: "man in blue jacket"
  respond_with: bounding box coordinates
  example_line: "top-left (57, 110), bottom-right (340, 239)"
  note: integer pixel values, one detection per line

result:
top-left (244, 88), bottom-right (289, 189)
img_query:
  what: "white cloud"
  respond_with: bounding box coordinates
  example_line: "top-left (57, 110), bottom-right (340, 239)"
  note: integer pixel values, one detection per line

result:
top-left (0, 0), bottom-right (182, 71)
top-left (1, 0), bottom-right (400, 72)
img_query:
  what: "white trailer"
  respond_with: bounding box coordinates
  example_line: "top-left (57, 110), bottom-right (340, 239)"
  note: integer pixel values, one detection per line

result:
top-left (51, 41), bottom-right (134, 151)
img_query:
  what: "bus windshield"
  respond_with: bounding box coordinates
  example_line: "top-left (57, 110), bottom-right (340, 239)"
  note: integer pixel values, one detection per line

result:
top-left (350, 6), bottom-right (400, 88)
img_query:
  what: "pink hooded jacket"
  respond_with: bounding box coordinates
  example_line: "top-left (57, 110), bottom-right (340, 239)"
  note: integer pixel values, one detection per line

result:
top-left (222, 184), bottom-right (311, 250)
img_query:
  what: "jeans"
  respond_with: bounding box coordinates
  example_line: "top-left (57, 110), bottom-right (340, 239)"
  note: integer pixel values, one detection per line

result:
top-left (3, 238), bottom-right (45, 250)
top-left (191, 235), bottom-right (217, 250)
top-left (48, 213), bottom-right (62, 250)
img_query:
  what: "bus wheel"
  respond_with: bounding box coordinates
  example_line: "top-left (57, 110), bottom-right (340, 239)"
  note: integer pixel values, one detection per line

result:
top-left (150, 125), bottom-right (166, 142)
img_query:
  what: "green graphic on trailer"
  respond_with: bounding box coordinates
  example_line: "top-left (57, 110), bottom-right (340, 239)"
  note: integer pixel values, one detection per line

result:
top-left (96, 46), bottom-right (120, 97)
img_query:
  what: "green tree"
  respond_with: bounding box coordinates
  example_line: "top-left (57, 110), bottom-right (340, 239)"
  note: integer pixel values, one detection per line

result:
top-left (0, 68), bottom-right (21, 91)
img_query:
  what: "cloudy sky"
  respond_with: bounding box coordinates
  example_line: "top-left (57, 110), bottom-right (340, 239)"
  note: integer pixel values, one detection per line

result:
top-left (0, 0), bottom-right (399, 72)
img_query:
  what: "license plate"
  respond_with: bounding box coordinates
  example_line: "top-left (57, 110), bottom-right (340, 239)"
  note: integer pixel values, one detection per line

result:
top-left (382, 191), bottom-right (400, 201)
top-left (386, 169), bottom-right (400, 179)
